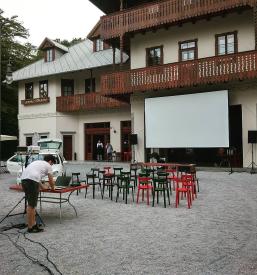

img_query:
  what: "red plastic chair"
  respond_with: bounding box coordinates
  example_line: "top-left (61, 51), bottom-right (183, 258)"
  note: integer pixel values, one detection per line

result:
top-left (166, 167), bottom-right (177, 191)
top-left (181, 174), bottom-right (197, 201)
top-left (136, 177), bottom-right (153, 205)
top-left (175, 176), bottom-right (192, 209)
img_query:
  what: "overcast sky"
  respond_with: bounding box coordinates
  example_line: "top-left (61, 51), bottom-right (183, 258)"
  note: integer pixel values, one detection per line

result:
top-left (0, 0), bottom-right (104, 46)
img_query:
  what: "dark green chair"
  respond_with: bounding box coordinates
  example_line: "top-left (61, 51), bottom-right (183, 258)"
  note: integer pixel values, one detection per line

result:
top-left (116, 171), bottom-right (134, 204)
top-left (152, 178), bottom-right (170, 208)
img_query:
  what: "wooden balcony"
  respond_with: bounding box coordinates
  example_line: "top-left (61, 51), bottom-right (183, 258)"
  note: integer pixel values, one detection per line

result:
top-left (56, 92), bottom-right (129, 112)
top-left (100, 0), bottom-right (255, 39)
top-left (101, 50), bottom-right (257, 96)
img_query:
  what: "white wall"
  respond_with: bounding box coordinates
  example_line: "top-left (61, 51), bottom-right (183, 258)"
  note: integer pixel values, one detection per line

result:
top-left (230, 84), bottom-right (257, 167)
top-left (130, 10), bottom-right (254, 69)
top-left (130, 95), bottom-right (145, 162)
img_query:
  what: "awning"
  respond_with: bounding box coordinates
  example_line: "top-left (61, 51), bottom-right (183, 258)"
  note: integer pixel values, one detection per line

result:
top-left (0, 135), bottom-right (18, 141)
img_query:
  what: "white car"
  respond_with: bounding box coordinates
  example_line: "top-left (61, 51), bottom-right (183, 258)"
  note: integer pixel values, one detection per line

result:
top-left (7, 138), bottom-right (67, 184)
top-left (6, 154), bottom-right (27, 174)
top-left (16, 152), bottom-right (66, 184)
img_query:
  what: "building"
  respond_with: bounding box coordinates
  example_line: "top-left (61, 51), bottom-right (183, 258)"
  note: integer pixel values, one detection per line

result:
top-left (13, 37), bottom-right (132, 161)
top-left (87, 0), bottom-right (257, 168)
top-left (14, 0), bottom-right (257, 167)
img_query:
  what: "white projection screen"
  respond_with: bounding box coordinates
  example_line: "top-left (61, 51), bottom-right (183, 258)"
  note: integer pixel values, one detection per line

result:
top-left (145, 90), bottom-right (229, 148)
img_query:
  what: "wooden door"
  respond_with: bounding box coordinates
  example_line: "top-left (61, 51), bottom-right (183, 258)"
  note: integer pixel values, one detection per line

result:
top-left (63, 135), bottom-right (73, 160)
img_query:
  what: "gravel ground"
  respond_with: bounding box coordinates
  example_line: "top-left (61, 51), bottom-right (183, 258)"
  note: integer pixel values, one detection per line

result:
top-left (1, 163), bottom-right (257, 275)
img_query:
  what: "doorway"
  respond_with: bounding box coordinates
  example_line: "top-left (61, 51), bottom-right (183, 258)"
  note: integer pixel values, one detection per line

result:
top-left (229, 105), bottom-right (242, 167)
top-left (84, 122), bottom-right (110, 160)
top-left (121, 120), bottom-right (131, 161)
top-left (63, 135), bottom-right (73, 160)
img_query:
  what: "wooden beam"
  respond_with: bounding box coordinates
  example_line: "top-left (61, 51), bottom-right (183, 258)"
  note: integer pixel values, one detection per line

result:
top-left (254, 5), bottom-right (257, 50)
top-left (120, 35), bottom-right (124, 68)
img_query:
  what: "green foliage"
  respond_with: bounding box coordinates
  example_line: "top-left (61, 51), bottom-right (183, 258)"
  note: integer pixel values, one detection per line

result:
top-left (54, 37), bottom-right (84, 47)
top-left (1, 11), bottom-right (37, 159)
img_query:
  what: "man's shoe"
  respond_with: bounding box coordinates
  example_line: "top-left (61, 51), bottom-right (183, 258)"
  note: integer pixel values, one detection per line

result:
top-left (27, 224), bottom-right (44, 233)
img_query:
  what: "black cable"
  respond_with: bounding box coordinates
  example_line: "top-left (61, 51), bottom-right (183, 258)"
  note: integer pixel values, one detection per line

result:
top-left (22, 231), bottom-right (63, 275)
top-left (0, 231), bottom-right (54, 275)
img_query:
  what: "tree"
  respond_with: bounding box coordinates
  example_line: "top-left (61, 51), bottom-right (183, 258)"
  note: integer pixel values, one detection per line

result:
top-left (1, 11), bottom-right (37, 159)
top-left (54, 37), bottom-right (83, 47)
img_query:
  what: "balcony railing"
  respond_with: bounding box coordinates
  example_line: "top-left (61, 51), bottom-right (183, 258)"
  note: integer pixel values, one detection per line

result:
top-left (56, 92), bottom-right (129, 112)
top-left (101, 50), bottom-right (257, 95)
top-left (101, 0), bottom-right (255, 39)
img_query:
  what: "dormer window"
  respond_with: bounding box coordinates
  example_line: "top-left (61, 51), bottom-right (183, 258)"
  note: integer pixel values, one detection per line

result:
top-left (46, 48), bottom-right (55, 62)
top-left (95, 39), bottom-right (104, 51)
top-left (39, 38), bottom-right (68, 63)
top-left (93, 38), bottom-right (111, 52)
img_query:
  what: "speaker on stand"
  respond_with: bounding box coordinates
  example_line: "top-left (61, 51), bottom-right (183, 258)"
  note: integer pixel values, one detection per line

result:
top-left (130, 134), bottom-right (138, 163)
top-left (247, 130), bottom-right (257, 174)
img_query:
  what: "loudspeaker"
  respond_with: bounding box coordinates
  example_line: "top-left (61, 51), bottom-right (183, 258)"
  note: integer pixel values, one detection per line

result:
top-left (130, 134), bottom-right (138, 145)
top-left (248, 130), bottom-right (257, 143)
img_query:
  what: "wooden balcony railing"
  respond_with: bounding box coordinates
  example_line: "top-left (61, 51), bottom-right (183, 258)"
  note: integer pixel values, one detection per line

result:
top-left (101, 50), bottom-right (257, 95)
top-left (56, 92), bottom-right (129, 112)
top-left (101, 0), bottom-right (255, 39)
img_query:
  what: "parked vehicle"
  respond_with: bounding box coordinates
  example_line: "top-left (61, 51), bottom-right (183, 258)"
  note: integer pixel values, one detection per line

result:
top-left (7, 138), bottom-right (67, 184)
top-left (6, 154), bottom-right (27, 174)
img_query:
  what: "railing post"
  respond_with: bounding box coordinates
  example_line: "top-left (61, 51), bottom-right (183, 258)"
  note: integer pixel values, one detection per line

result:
top-left (254, 4), bottom-right (257, 50)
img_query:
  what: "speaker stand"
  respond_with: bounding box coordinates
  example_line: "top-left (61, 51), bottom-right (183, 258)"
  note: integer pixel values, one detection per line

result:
top-left (227, 148), bottom-right (234, 175)
top-left (132, 144), bottom-right (136, 163)
top-left (247, 143), bottom-right (257, 174)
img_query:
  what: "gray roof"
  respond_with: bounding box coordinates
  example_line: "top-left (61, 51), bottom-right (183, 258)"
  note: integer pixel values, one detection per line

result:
top-left (13, 39), bottom-right (128, 81)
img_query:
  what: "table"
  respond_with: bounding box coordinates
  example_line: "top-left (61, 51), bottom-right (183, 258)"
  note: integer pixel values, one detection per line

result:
top-left (9, 184), bottom-right (88, 223)
top-left (143, 162), bottom-right (196, 170)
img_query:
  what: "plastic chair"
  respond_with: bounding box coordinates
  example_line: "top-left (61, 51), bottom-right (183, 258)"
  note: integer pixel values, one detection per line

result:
top-left (71, 172), bottom-right (81, 195)
top-left (130, 164), bottom-right (138, 188)
top-left (136, 177), bottom-right (153, 205)
top-left (152, 178), bottom-right (170, 208)
top-left (85, 170), bottom-right (101, 199)
top-left (101, 169), bottom-right (115, 200)
top-left (116, 171), bottom-right (134, 204)
top-left (175, 175), bottom-right (192, 209)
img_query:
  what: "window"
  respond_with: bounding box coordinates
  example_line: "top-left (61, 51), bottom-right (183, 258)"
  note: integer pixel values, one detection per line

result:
top-left (45, 48), bottom-right (54, 62)
top-left (26, 136), bottom-right (33, 146)
top-left (39, 80), bottom-right (48, 98)
top-left (216, 31), bottom-right (238, 56)
top-left (146, 46), bottom-right (163, 67)
top-left (179, 39), bottom-right (198, 61)
top-left (85, 78), bottom-right (96, 93)
top-left (25, 82), bottom-right (33, 100)
top-left (61, 79), bottom-right (74, 96)
top-left (95, 39), bottom-right (104, 51)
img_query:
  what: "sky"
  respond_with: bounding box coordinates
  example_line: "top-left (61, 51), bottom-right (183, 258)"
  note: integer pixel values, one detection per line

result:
top-left (0, 0), bottom-right (104, 46)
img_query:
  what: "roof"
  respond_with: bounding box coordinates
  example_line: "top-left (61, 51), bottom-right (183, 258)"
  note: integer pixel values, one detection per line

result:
top-left (89, 0), bottom-right (151, 14)
top-left (13, 39), bottom-right (128, 81)
top-left (87, 20), bottom-right (101, 40)
top-left (39, 37), bottom-right (69, 53)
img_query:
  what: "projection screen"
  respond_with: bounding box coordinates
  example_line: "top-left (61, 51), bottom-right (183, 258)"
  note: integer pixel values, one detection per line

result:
top-left (145, 90), bottom-right (229, 148)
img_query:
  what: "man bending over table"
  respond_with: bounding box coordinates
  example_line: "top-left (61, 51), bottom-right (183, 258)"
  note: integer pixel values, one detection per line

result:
top-left (21, 154), bottom-right (55, 233)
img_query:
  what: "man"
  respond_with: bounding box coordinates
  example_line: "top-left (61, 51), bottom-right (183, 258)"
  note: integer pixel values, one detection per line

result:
top-left (21, 154), bottom-right (55, 233)
top-left (96, 140), bottom-right (103, 161)
top-left (106, 142), bottom-right (113, 161)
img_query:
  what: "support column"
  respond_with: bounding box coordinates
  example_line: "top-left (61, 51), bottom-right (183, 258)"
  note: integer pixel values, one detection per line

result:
top-left (120, 35), bottom-right (124, 68)
top-left (89, 69), bottom-right (93, 92)
top-left (254, 5), bottom-right (257, 49)
top-left (112, 45), bottom-right (116, 69)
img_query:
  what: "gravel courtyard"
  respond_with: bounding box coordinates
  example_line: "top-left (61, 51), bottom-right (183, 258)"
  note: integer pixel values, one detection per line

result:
top-left (1, 165), bottom-right (257, 275)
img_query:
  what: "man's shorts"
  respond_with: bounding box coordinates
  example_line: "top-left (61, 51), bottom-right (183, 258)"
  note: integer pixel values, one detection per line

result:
top-left (21, 179), bottom-right (39, 208)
